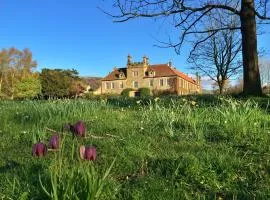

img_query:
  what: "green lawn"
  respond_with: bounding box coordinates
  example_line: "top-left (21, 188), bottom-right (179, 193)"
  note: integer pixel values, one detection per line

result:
top-left (0, 96), bottom-right (270, 199)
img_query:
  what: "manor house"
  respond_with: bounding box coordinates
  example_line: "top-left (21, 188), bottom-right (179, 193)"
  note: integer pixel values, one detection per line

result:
top-left (101, 55), bottom-right (201, 96)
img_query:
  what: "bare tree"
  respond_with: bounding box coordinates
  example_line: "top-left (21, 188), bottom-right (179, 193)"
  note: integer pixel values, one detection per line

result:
top-left (104, 0), bottom-right (270, 96)
top-left (188, 15), bottom-right (242, 94)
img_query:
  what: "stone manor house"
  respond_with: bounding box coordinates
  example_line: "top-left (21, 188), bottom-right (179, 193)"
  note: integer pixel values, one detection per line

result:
top-left (101, 55), bottom-right (201, 96)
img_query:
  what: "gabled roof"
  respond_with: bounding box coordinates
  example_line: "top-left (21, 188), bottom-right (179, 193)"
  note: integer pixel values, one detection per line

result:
top-left (102, 68), bottom-right (127, 81)
top-left (102, 64), bottom-right (197, 84)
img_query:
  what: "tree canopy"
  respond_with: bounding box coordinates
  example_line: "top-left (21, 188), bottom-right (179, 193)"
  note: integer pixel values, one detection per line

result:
top-left (0, 48), bottom-right (40, 99)
top-left (40, 68), bottom-right (86, 99)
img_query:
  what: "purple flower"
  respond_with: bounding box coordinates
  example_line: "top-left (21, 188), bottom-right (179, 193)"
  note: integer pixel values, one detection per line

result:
top-left (48, 134), bottom-right (60, 149)
top-left (80, 145), bottom-right (96, 161)
top-left (71, 121), bottom-right (86, 137)
top-left (32, 143), bottom-right (47, 157)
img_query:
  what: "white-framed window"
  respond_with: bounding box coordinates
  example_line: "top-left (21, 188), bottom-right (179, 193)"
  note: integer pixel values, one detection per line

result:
top-left (133, 81), bottom-right (139, 88)
top-left (166, 78), bottom-right (169, 86)
top-left (160, 79), bottom-right (164, 87)
top-left (120, 81), bottom-right (124, 89)
top-left (111, 82), bottom-right (115, 89)
top-left (149, 79), bottom-right (154, 87)
top-left (132, 71), bottom-right (139, 77)
top-left (119, 72), bottom-right (124, 79)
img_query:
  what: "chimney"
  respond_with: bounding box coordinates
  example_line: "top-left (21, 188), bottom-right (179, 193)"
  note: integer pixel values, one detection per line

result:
top-left (196, 72), bottom-right (201, 85)
top-left (127, 54), bottom-right (132, 65)
top-left (143, 56), bottom-right (149, 66)
top-left (168, 61), bottom-right (172, 67)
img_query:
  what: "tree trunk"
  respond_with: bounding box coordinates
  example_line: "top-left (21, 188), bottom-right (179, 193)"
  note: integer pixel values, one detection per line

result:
top-left (240, 0), bottom-right (262, 96)
top-left (218, 81), bottom-right (224, 94)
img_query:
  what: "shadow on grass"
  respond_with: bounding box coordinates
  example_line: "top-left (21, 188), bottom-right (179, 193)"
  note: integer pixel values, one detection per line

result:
top-left (0, 160), bottom-right (21, 174)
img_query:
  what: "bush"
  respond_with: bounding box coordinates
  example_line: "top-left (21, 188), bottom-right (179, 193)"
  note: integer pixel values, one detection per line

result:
top-left (152, 88), bottom-right (176, 97)
top-left (121, 88), bottom-right (133, 97)
top-left (138, 87), bottom-right (151, 97)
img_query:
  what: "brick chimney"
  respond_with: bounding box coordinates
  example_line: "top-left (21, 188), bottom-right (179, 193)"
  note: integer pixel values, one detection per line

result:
top-left (168, 61), bottom-right (172, 68)
top-left (196, 72), bottom-right (201, 85)
top-left (127, 54), bottom-right (132, 66)
top-left (143, 56), bottom-right (149, 66)
top-left (196, 72), bottom-right (201, 93)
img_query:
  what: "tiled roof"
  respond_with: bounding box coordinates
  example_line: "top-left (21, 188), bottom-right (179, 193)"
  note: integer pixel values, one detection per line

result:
top-left (147, 64), bottom-right (197, 84)
top-left (102, 68), bottom-right (127, 81)
top-left (102, 64), bottom-right (197, 84)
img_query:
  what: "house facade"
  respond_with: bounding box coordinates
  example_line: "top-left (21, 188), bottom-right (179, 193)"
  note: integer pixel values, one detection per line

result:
top-left (101, 55), bottom-right (201, 96)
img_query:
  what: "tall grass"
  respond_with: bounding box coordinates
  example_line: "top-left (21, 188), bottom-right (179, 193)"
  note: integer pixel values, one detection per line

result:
top-left (0, 96), bottom-right (270, 199)
top-left (39, 138), bottom-right (117, 200)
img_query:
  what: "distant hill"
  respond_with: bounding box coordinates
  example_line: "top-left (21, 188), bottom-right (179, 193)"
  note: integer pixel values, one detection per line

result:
top-left (81, 77), bottom-right (102, 91)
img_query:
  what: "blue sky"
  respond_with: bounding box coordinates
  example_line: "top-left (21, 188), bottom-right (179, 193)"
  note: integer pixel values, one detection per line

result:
top-left (1, 0), bottom-right (270, 79)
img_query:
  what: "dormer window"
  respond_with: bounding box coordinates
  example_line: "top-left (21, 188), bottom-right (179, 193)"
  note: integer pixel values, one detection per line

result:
top-left (118, 72), bottom-right (125, 79)
top-left (148, 70), bottom-right (155, 77)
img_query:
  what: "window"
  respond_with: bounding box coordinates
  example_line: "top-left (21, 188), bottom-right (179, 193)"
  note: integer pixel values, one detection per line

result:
top-left (132, 71), bottom-right (139, 77)
top-left (160, 79), bottom-right (164, 87)
top-left (106, 82), bottom-right (110, 89)
top-left (111, 82), bottom-right (115, 89)
top-left (120, 81), bottom-right (124, 89)
top-left (119, 72), bottom-right (124, 79)
top-left (133, 81), bottom-right (138, 88)
top-left (149, 70), bottom-right (155, 77)
top-left (166, 78), bottom-right (169, 86)
top-left (149, 79), bottom-right (154, 87)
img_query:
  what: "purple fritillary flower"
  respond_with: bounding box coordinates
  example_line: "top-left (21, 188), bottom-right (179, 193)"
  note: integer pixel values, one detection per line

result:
top-left (48, 134), bottom-right (60, 149)
top-left (71, 121), bottom-right (86, 137)
top-left (80, 145), bottom-right (96, 161)
top-left (32, 143), bottom-right (47, 157)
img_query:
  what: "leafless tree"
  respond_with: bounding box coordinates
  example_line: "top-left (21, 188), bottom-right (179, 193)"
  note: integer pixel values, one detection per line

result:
top-left (188, 13), bottom-right (242, 94)
top-left (104, 0), bottom-right (270, 95)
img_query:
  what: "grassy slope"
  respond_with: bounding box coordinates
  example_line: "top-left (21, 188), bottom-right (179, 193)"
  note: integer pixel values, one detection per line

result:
top-left (0, 96), bottom-right (269, 199)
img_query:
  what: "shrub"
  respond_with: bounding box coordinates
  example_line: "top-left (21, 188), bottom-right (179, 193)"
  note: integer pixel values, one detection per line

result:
top-left (121, 88), bottom-right (133, 97)
top-left (152, 88), bottom-right (176, 97)
top-left (138, 87), bottom-right (151, 97)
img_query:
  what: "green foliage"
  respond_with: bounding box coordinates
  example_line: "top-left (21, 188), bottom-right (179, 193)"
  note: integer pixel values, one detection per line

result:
top-left (0, 48), bottom-right (38, 99)
top-left (15, 76), bottom-right (41, 99)
top-left (40, 68), bottom-right (85, 99)
top-left (138, 87), bottom-right (151, 97)
top-left (152, 88), bottom-right (177, 97)
top-left (121, 88), bottom-right (133, 97)
top-left (39, 140), bottom-right (117, 200)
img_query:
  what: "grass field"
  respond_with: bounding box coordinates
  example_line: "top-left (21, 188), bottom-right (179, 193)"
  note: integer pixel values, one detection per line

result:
top-left (0, 96), bottom-right (270, 199)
